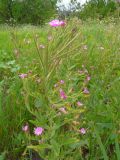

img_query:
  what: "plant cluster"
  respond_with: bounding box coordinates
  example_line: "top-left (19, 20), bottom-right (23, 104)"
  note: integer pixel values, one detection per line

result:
top-left (0, 19), bottom-right (120, 159)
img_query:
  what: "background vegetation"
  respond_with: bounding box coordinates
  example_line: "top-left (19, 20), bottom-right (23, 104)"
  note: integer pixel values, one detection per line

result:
top-left (0, 0), bottom-right (120, 160)
top-left (0, 0), bottom-right (57, 25)
top-left (0, 0), bottom-right (119, 25)
top-left (0, 19), bottom-right (120, 160)
top-left (58, 0), bottom-right (120, 20)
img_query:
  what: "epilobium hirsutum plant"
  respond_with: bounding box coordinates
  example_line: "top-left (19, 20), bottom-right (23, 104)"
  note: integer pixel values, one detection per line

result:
top-left (29, 19), bottom-right (82, 96)
top-left (13, 19), bottom-right (90, 159)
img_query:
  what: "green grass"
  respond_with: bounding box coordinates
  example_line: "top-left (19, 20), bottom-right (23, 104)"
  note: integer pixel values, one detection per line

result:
top-left (0, 20), bottom-right (120, 160)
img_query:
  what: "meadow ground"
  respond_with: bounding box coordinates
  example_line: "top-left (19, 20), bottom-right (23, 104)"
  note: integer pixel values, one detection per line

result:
top-left (0, 20), bottom-right (120, 160)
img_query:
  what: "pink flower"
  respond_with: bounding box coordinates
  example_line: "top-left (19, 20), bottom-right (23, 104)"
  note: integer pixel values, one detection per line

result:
top-left (79, 128), bottom-right (86, 135)
top-left (77, 101), bottom-right (83, 107)
top-left (83, 88), bottom-right (90, 94)
top-left (49, 20), bottom-right (60, 27)
top-left (19, 73), bottom-right (27, 79)
top-left (60, 80), bottom-right (64, 84)
top-left (22, 125), bottom-right (29, 132)
top-left (59, 89), bottom-right (67, 99)
top-left (59, 21), bottom-right (66, 26)
top-left (49, 20), bottom-right (65, 27)
top-left (86, 75), bottom-right (91, 81)
top-left (34, 127), bottom-right (44, 136)
top-left (59, 107), bottom-right (67, 114)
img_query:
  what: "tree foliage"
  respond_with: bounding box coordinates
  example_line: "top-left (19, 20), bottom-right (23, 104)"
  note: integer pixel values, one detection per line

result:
top-left (79, 0), bottom-right (118, 20)
top-left (58, 0), bottom-right (119, 20)
top-left (0, 0), bottom-right (57, 25)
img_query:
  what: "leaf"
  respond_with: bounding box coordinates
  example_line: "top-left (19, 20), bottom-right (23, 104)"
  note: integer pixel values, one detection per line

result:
top-left (11, 65), bottom-right (20, 72)
top-left (97, 123), bottom-right (113, 129)
top-left (34, 98), bottom-right (43, 108)
top-left (27, 144), bottom-right (51, 152)
top-left (34, 94), bottom-right (47, 108)
top-left (7, 60), bottom-right (15, 65)
top-left (50, 139), bottom-right (60, 157)
top-left (0, 63), bottom-right (7, 69)
top-left (0, 155), bottom-right (4, 160)
top-left (60, 137), bottom-right (79, 146)
top-left (0, 152), bottom-right (6, 160)
top-left (70, 140), bottom-right (89, 149)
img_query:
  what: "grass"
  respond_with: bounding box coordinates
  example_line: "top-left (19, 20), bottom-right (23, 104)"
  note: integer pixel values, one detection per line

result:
top-left (0, 19), bottom-right (120, 160)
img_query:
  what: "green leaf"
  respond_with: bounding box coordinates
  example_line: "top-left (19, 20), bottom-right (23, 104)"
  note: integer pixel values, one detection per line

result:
top-left (11, 65), bottom-right (20, 72)
top-left (0, 63), bottom-right (7, 69)
top-left (34, 98), bottom-right (43, 108)
top-left (27, 144), bottom-right (51, 152)
top-left (0, 155), bottom-right (4, 160)
top-left (7, 60), bottom-right (15, 65)
top-left (70, 140), bottom-right (89, 149)
top-left (0, 152), bottom-right (6, 160)
top-left (60, 137), bottom-right (79, 146)
top-left (50, 139), bottom-right (60, 157)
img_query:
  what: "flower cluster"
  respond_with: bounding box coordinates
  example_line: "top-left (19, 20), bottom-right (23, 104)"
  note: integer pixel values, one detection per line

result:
top-left (59, 89), bottom-right (67, 100)
top-left (49, 20), bottom-right (66, 27)
top-left (22, 125), bottom-right (44, 136)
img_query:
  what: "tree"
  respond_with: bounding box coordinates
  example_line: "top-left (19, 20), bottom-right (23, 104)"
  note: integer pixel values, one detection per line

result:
top-left (0, 0), bottom-right (14, 23)
top-left (79, 0), bottom-right (118, 20)
top-left (0, 0), bottom-right (57, 25)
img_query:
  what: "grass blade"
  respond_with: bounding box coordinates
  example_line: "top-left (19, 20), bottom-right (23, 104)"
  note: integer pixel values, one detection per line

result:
top-left (115, 134), bottom-right (120, 160)
top-left (94, 127), bottom-right (109, 160)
